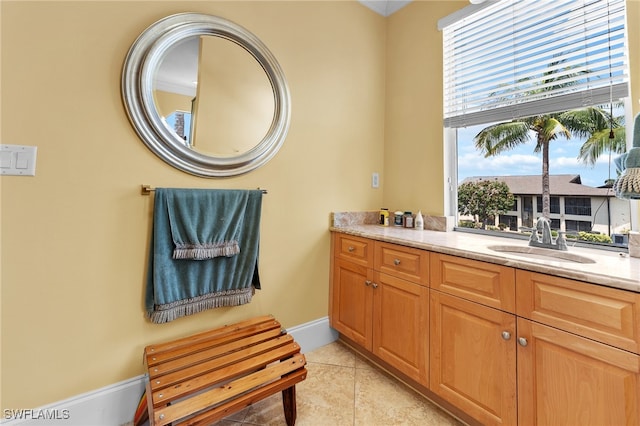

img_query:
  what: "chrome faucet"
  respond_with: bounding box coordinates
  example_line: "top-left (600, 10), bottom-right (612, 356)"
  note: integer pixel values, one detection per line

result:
top-left (521, 217), bottom-right (568, 251)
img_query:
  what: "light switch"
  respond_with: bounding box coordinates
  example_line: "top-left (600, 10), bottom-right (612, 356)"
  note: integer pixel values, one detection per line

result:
top-left (0, 151), bottom-right (12, 168)
top-left (16, 152), bottom-right (30, 169)
top-left (0, 144), bottom-right (37, 176)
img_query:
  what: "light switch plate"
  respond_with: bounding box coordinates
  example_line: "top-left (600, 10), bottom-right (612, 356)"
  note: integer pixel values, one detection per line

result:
top-left (0, 144), bottom-right (37, 176)
top-left (371, 172), bottom-right (380, 188)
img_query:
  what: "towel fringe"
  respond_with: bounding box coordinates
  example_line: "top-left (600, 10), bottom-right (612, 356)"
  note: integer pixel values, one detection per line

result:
top-left (147, 287), bottom-right (255, 324)
top-left (173, 241), bottom-right (240, 260)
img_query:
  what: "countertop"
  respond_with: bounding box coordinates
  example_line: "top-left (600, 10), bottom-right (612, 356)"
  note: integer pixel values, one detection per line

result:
top-left (330, 225), bottom-right (640, 294)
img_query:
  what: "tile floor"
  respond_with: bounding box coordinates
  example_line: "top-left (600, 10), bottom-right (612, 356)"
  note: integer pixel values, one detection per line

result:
top-left (212, 340), bottom-right (465, 426)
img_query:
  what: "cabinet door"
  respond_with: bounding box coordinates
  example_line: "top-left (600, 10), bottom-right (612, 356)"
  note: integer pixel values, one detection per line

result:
top-left (517, 318), bottom-right (640, 426)
top-left (374, 242), bottom-right (429, 286)
top-left (430, 290), bottom-right (517, 426)
top-left (373, 272), bottom-right (429, 385)
top-left (516, 270), bottom-right (640, 354)
top-left (330, 258), bottom-right (373, 350)
top-left (430, 253), bottom-right (515, 313)
top-left (333, 233), bottom-right (373, 267)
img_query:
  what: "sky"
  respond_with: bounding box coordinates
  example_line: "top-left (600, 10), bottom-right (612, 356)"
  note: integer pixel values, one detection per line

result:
top-left (457, 125), bottom-right (619, 188)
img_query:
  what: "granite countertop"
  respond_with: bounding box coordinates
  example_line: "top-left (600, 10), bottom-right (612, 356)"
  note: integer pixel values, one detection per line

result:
top-left (330, 224), bottom-right (640, 294)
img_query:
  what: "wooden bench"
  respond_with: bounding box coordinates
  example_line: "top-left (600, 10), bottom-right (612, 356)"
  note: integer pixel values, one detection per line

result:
top-left (138, 315), bottom-right (307, 426)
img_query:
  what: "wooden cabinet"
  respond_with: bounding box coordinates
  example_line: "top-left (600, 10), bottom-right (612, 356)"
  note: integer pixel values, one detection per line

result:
top-left (516, 271), bottom-right (640, 425)
top-left (334, 233), bottom-right (373, 267)
top-left (517, 318), bottom-right (640, 425)
top-left (330, 234), bottom-right (429, 384)
top-left (516, 270), bottom-right (640, 353)
top-left (330, 257), bottom-right (373, 349)
top-left (430, 291), bottom-right (517, 425)
top-left (430, 252), bottom-right (515, 312)
top-left (373, 271), bottom-right (429, 383)
top-left (430, 254), bottom-right (517, 426)
top-left (374, 241), bottom-right (429, 286)
top-left (329, 231), bottom-right (640, 425)
top-left (372, 242), bottom-right (430, 383)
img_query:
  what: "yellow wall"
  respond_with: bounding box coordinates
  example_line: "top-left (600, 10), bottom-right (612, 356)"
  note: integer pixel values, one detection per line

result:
top-left (2, 0), bottom-right (638, 412)
top-left (384, 1), bottom-right (462, 215)
top-left (0, 1), bottom-right (386, 409)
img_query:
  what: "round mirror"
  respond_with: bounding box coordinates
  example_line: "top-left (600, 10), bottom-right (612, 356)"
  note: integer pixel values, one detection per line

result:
top-left (122, 13), bottom-right (291, 177)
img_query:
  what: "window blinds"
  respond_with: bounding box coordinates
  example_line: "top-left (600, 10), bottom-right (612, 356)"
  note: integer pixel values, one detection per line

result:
top-left (441, 0), bottom-right (629, 128)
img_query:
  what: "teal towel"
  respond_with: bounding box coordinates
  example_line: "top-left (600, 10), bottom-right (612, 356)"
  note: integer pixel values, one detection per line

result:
top-left (145, 188), bottom-right (262, 323)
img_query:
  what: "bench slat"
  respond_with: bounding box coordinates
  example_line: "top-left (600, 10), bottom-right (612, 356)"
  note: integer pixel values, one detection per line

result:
top-left (148, 328), bottom-right (287, 379)
top-left (151, 339), bottom-right (302, 406)
top-left (145, 316), bottom-right (281, 366)
top-left (153, 354), bottom-right (306, 425)
top-left (176, 368), bottom-right (308, 426)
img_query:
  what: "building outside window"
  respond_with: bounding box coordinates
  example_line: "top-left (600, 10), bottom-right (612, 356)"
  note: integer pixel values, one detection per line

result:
top-left (459, 175), bottom-right (627, 236)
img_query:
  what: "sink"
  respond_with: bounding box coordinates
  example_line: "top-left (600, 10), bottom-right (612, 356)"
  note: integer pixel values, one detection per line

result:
top-left (487, 245), bottom-right (596, 264)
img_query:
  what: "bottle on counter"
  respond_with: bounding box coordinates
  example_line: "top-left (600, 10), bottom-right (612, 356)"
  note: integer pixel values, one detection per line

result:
top-left (415, 210), bottom-right (424, 230)
top-left (394, 211), bottom-right (404, 226)
top-left (379, 208), bottom-right (390, 226)
top-left (403, 211), bottom-right (414, 228)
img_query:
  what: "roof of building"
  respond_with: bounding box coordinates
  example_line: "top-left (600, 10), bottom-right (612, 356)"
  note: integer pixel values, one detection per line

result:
top-left (460, 174), bottom-right (615, 197)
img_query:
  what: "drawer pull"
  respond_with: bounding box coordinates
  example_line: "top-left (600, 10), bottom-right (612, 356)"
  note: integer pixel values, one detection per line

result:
top-left (501, 331), bottom-right (511, 340)
top-left (393, 259), bottom-right (401, 266)
top-left (348, 246), bottom-right (355, 252)
top-left (518, 337), bottom-right (528, 347)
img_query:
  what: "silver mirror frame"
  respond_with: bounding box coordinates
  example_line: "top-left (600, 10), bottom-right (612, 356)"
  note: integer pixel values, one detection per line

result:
top-left (122, 13), bottom-right (291, 177)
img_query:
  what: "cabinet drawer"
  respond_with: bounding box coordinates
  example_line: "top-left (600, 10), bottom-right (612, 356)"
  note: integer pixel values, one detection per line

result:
top-left (516, 270), bottom-right (640, 354)
top-left (430, 253), bottom-right (515, 313)
top-left (374, 242), bottom-right (429, 286)
top-left (333, 233), bottom-right (372, 266)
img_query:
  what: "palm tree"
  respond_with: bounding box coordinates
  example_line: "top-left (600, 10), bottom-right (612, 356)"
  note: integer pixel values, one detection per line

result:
top-left (577, 107), bottom-right (626, 183)
top-left (474, 107), bottom-right (616, 219)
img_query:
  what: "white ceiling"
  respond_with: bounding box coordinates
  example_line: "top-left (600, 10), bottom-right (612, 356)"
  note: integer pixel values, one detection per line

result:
top-left (358, 0), bottom-right (413, 17)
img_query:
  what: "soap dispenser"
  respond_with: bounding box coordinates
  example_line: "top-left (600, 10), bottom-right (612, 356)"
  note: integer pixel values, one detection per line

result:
top-left (415, 210), bottom-right (424, 230)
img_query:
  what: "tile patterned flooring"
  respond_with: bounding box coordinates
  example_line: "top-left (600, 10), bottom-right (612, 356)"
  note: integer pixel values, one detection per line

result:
top-left (213, 340), bottom-right (465, 426)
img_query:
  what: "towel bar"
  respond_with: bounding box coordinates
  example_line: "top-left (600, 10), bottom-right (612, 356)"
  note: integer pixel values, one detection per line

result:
top-left (141, 184), bottom-right (268, 195)
top-left (137, 315), bottom-right (306, 426)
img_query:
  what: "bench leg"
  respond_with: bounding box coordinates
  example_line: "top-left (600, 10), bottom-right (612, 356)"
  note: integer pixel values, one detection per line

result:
top-left (282, 385), bottom-right (297, 426)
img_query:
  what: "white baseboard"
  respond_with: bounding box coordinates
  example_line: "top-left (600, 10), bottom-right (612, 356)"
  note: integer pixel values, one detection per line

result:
top-left (1, 316), bottom-right (336, 426)
top-left (1, 375), bottom-right (146, 426)
top-left (285, 315), bottom-right (338, 354)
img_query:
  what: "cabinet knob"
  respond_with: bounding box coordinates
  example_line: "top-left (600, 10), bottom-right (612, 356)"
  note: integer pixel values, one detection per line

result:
top-left (348, 246), bottom-right (355, 252)
top-left (393, 259), bottom-right (401, 266)
top-left (365, 280), bottom-right (372, 286)
top-left (501, 331), bottom-right (511, 340)
top-left (518, 337), bottom-right (528, 347)
top-left (372, 282), bottom-right (379, 288)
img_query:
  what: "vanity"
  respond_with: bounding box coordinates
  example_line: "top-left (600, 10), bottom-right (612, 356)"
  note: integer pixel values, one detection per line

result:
top-left (329, 221), bottom-right (640, 426)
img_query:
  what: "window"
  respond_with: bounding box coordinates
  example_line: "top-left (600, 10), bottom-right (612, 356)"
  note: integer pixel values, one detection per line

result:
top-left (566, 219), bottom-right (593, 232)
top-left (499, 215), bottom-right (518, 231)
top-left (440, 0), bottom-right (631, 248)
top-left (536, 196), bottom-right (560, 214)
top-left (565, 197), bottom-right (592, 216)
top-left (440, 0), bottom-right (628, 127)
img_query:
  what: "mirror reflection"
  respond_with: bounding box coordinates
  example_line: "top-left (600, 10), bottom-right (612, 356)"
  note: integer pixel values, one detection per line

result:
top-left (153, 36), bottom-right (275, 157)
top-left (122, 13), bottom-right (290, 177)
